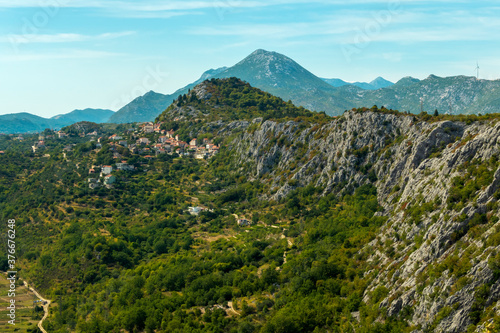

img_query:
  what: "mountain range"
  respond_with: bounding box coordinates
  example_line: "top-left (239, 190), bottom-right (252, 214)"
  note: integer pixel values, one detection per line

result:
top-left (4, 49), bottom-right (500, 131)
top-left (322, 76), bottom-right (394, 90)
top-left (0, 108), bottom-right (114, 134)
top-left (110, 49), bottom-right (500, 123)
top-left (346, 74), bottom-right (500, 115)
top-left (109, 49), bottom-right (344, 123)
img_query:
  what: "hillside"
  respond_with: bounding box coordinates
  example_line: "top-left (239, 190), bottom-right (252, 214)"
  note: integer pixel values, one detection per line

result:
top-left (156, 77), bottom-right (322, 123)
top-left (353, 75), bottom-right (500, 115)
top-left (1, 81), bottom-right (500, 332)
top-left (107, 91), bottom-right (173, 123)
top-left (0, 108), bottom-right (114, 134)
top-left (226, 107), bottom-right (500, 333)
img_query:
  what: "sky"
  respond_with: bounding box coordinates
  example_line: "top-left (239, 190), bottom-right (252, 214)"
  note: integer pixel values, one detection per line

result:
top-left (1, 0), bottom-right (499, 118)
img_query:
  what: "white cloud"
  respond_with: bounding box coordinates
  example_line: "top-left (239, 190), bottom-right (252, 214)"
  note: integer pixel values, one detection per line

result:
top-left (0, 49), bottom-right (123, 62)
top-left (0, 0), bottom-right (284, 10)
top-left (0, 31), bottom-right (135, 44)
top-left (112, 11), bottom-right (203, 19)
top-left (186, 4), bottom-right (500, 44)
top-left (0, 0), bottom-right (470, 8)
top-left (188, 18), bottom-right (360, 39)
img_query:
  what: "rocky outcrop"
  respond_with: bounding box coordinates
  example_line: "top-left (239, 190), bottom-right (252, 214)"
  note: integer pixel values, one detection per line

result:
top-left (222, 110), bottom-right (500, 332)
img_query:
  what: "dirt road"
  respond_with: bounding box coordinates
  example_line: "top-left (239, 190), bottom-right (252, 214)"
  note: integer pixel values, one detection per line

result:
top-left (23, 280), bottom-right (51, 333)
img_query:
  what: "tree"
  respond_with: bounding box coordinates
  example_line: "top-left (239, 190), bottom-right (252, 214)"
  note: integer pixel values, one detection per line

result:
top-left (434, 109), bottom-right (439, 117)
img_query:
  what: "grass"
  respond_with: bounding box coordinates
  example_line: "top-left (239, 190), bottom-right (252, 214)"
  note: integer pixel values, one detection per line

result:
top-left (0, 273), bottom-right (42, 332)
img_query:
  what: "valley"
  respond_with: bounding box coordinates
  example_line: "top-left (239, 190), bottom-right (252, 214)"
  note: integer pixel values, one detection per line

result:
top-left (1, 78), bottom-right (500, 332)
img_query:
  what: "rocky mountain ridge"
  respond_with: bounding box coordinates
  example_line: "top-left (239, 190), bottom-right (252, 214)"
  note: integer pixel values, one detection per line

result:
top-left (191, 106), bottom-right (500, 332)
top-left (352, 75), bottom-right (500, 116)
top-left (322, 76), bottom-right (394, 90)
top-left (109, 50), bottom-right (500, 124)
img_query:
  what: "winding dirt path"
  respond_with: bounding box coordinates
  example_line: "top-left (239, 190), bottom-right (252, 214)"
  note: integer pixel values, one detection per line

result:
top-left (227, 301), bottom-right (240, 316)
top-left (22, 280), bottom-right (51, 333)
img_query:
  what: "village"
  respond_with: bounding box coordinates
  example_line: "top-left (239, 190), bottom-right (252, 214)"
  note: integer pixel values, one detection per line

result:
top-left (105, 122), bottom-right (219, 159)
top-left (27, 121), bottom-right (220, 190)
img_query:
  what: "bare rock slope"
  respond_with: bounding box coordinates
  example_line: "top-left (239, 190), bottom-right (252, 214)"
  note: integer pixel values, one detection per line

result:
top-left (222, 109), bottom-right (500, 332)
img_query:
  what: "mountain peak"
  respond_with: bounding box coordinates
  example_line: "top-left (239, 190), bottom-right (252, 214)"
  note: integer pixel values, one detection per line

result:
top-left (395, 76), bottom-right (421, 87)
top-left (224, 49), bottom-right (333, 92)
top-left (249, 49), bottom-right (273, 56)
top-left (368, 77), bottom-right (394, 89)
top-left (239, 49), bottom-right (292, 65)
top-left (370, 76), bottom-right (392, 84)
top-left (239, 49), bottom-right (302, 69)
top-left (426, 74), bottom-right (441, 80)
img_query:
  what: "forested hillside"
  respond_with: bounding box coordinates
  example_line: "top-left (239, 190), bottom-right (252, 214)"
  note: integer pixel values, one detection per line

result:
top-left (1, 78), bottom-right (500, 333)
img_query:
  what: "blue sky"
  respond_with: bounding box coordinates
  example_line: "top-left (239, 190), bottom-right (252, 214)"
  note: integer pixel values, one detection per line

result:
top-left (1, 0), bottom-right (499, 118)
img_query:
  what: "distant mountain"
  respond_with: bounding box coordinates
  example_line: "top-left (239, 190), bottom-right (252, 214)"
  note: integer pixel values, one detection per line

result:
top-left (194, 67), bottom-right (228, 84)
top-left (0, 113), bottom-right (54, 134)
top-left (109, 49), bottom-right (346, 122)
top-left (393, 76), bottom-right (421, 87)
top-left (360, 77), bottom-right (394, 90)
top-left (322, 76), bottom-right (394, 90)
top-left (108, 49), bottom-right (500, 123)
top-left (209, 49), bottom-right (343, 112)
top-left (215, 49), bottom-right (333, 91)
top-left (107, 68), bottom-right (232, 123)
top-left (107, 91), bottom-right (172, 123)
top-left (322, 78), bottom-right (350, 88)
top-left (51, 108), bottom-right (114, 126)
top-left (351, 75), bottom-right (500, 115)
top-left (0, 108), bottom-right (114, 134)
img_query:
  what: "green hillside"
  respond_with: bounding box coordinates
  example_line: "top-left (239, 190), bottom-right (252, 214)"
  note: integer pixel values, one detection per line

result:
top-left (2, 81), bottom-right (500, 332)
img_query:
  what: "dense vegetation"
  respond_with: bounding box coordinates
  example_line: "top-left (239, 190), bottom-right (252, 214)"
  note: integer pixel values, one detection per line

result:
top-left (2, 79), bottom-right (500, 332)
top-left (0, 136), bottom-right (400, 332)
top-left (160, 77), bottom-right (321, 120)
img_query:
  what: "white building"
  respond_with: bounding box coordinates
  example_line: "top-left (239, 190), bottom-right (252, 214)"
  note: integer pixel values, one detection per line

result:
top-left (101, 165), bottom-right (113, 175)
top-left (104, 174), bottom-right (116, 185)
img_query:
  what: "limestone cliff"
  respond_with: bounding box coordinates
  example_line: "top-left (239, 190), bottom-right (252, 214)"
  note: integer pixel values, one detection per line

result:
top-left (221, 109), bottom-right (500, 332)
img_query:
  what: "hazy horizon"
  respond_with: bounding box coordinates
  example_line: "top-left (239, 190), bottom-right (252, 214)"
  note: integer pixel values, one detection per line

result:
top-left (1, 0), bottom-right (499, 118)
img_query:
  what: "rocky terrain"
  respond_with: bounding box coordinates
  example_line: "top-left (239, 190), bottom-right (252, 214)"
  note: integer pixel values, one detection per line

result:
top-left (353, 75), bottom-right (500, 116)
top-left (210, 108), bottom-right (500, 332)
top-left (5, 77), bottom-right (500, 332)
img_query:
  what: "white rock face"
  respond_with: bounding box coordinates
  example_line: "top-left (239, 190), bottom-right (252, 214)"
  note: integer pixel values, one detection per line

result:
top-left (224, 110), bottom-right (500, 332)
